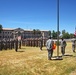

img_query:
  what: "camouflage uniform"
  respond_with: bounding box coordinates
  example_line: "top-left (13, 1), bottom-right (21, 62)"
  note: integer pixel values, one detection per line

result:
top-left (39, 38), bottom-right (43, 50)
top-left (3, 39), bottom-right (7, 50)
top-left (18, 40), bottom-right (21, 49)
top-left (10, 39), bottom-right (12, 50)
top-left (14, 38), bottom-right (18, 52)
top-left (72, 39), bottom-right (75, 52)
top-left (0, 40), bottom-right (2, 50)
top-left (61, 38), bottom-right (67, 56)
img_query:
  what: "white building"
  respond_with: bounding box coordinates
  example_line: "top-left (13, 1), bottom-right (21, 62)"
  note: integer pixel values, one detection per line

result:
top-left (0, 28), bottom-right (49, 39)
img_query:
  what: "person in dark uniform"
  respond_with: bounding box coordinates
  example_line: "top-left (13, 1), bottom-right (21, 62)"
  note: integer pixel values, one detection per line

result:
top-left (71, 38), bottom-right (76, 52)
top-left (60, 38), bottom-right (67, 56)
top-left (3, 38), bottom-right (7, 50)
top-left (14, 37), bottom-right (18, 52)
top-left (12, 39), bottom-right (14, 49)
top-left (1, 39), bottom-right (3, 50)
top-left (39, 37), bottom-right (43, 50)
top-left (5, 39), bottom-right (7, 50)
top-left (0, 40), bottom-right (2, 51)
top-left (10, 39), bottom-right (12, 50)
top-left (18, 40), bottom-right (21, 49)
top-left (8, 39), bottom-right (10, 49)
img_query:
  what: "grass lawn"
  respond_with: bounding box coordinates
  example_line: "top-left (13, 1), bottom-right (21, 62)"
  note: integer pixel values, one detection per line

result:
top-left (0, 42), bottom-right (76, 75)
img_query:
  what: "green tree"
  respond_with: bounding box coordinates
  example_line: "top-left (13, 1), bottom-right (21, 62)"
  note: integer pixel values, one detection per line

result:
top-left (52, 30), bottom-right (57, 39)
top-left (51, 30), bottom-right (61, 39)
top-left (33, 29), bottom-right (36, 35)
top-left (69, 33), bottom-right (74, 38)
top-left (33, 29), bottom-right (42, 37)
top-left (62, 30), bottom-right (66, 35)
top-left (0, 24), bottom-right (3, 33)
top-left (62, 32), bottom-right (70, 39)
top-left (61, 30), bottom-right (72, 39)
top-left (36, 29), bottom-right (41, 35)
top-left (48, 30), bottom-right (51, 36)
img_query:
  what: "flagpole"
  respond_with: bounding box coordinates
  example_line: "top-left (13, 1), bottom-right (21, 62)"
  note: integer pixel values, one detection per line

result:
top-left (57, 0), bottom-right (59, 57)
top-left (51, 0), bottom-right (63, 60)
top-left (56, 0), bottom-right (62, 59)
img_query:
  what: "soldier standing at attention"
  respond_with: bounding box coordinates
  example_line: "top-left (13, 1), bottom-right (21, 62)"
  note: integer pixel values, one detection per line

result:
top-left (3, 38), bottom-right (7, 50)
top-left (39, 37), bottom-right (43, 50)
top-left (15, 37), bottom-right (18, 52)
top-left (71, 38), bottom-right (76, 52)
top-left (60, 38), bottom-right (67, 56)
top-left (5, 39), bottom-right (7, 50)
top-left (46, 36), bottom-right (54, 60)
top-left (0, 40), bottom-right (2, 51)
top-left (19, 40), bottom-right (21, 49)
top-left (10, 39), bottom-right (12, 50)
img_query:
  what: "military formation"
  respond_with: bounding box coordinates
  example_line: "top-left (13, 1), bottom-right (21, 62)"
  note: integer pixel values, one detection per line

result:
top-left (0, 36), bottom-right (76, 60)
top-left (0, 38), bottom-right (14, 50)
top-left (0, 37), bottom-right (44, 52)
top-left (0, 38), bottom-right (21, 52)
top-left (22, 38), bottom-right (44, 48)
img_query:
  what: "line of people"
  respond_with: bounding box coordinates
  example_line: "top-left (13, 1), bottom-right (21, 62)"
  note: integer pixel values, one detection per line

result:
top-left (0, 39), bottom-right (14, 50)
top-left (0, 38), bottom-right (21, 52)
top-left (1, 36), bottom-right (76, 59)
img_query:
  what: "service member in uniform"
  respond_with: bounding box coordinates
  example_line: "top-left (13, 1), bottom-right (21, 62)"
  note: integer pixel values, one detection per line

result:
top-left (71, 38), bottom-right (76, 52)
top-left (18, 40), bottom-right (21, 49)
top-left (15, 37), bottom-right (18, 52)
top-left (39, 37), bottom-right (43, 50)
top-left (0, 40), bottom-right (2, 50)
top-left (60, 38), bottom-right (67, 56)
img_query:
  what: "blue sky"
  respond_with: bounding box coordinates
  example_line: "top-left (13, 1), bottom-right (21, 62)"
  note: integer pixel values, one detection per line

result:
top-left (0, 0), bottom-right (76, 33)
